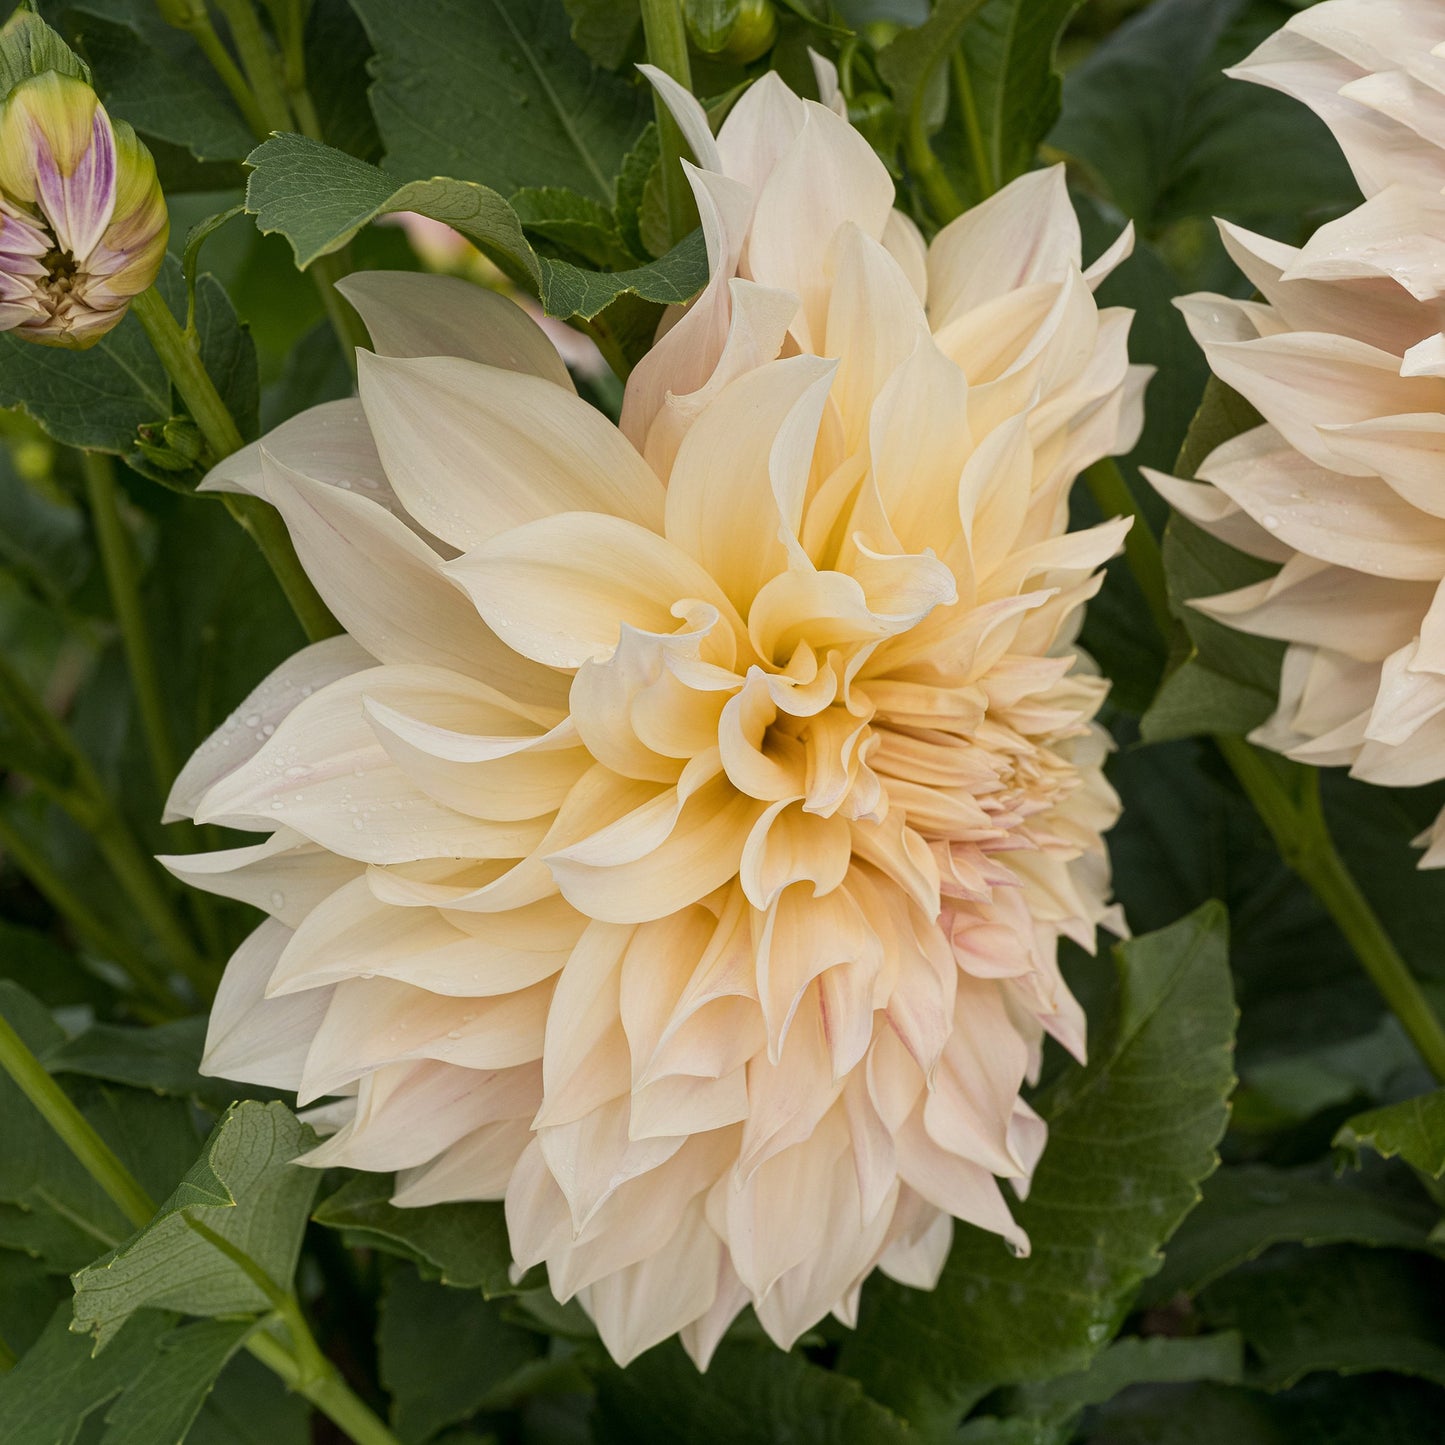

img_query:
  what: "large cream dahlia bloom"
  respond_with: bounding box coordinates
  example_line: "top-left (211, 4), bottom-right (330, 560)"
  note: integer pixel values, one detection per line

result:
top-left (1147, 0), bottom-right (1445, 864)
top-left (168, 72), bottom-right (1145, 1365)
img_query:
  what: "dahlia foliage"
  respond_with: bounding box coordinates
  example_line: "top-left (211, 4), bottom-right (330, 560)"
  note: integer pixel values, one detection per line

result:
top-left (1149, 0), bottom-right (1445, 862)
top-left (166, 72), bottom-right (1143, 1363)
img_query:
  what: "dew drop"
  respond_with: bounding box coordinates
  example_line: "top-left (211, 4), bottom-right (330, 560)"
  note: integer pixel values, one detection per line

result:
top-left (244, 713), bottom-right (262, 728)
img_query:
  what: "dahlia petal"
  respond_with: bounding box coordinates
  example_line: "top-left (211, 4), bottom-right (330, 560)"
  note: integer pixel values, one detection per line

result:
top-left (1322, 412), bottom-right (1445, 518)
top-left (337, 271), bottom-right (576, 390)
top-left (268, 876), bottom-right (579, 998)
top-left (391, 1115), bottom-right (536, 1204)
top-left (1143, 465), bottom-right (1294, 563)
top-left (927, 166), bottom-right (1080, 331)
top-left (192, 667), bottom-right (552, 862)
top-left (447, 512), bottom-right (745, 671)
top-left (1285, 183), bottom-right (1445, 302)
top-left (1200, 426), bottom-right (1445, 580)
top-left (358, 352), bottom-right (664, 550)
top-left (740, 800), bottom-right (852, 911)
top-left (579, 1198), bottom-right (722, 1367)
top-left (637, 63), bottom-right (722, 173)
top-left (548, 772), bottom-right (766, 925)
top-left (298, 977), bottom-right (552, 1103)
top-left (303, 1060), bottom-right (539, 1171)
top-left (201, 919), bottom-right (333, 1090)
top-left (164, 635), bottom-right (373, 822)
top-left (876, 1201), bottom-right (952, 1289)
top-left (1194, 555), bottom-right (1434, 661)
top-left (664, 353), bottom-right (837, 613)
top-left (159, 829), bottom-right (364, 928)
top-left (746, 104), bottom-right (894, 350)
top-left (260, 455), bottom-right (568, 710)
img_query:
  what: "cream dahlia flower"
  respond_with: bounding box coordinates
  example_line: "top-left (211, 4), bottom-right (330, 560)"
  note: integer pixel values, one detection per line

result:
top-left (1146, 0), bottom-right (1445, 864)
top-left (167, 71), bottom-right (1144, 1366)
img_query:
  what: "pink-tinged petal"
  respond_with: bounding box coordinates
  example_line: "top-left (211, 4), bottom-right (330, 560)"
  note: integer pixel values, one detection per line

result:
top-left (358, 352), bottom-right (664, 551)
top-left (336, 271), bottom-right (575, 390)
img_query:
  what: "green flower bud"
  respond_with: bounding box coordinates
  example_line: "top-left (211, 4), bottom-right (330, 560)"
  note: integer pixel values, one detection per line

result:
top-left (685, 0), bottom-right (778, 65)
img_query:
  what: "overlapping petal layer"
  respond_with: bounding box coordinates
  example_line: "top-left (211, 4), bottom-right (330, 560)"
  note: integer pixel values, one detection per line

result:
top-left (1149, 0), bottom-right (1445, 863)
top-left (175, 74), bottom-right (1143, 1364)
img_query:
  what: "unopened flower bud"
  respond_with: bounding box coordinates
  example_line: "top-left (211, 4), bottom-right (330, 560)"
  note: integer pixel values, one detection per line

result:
top-left (685, 0), bottom-right (777, 65)
top-left (0, 68), bottom-right (168, 349)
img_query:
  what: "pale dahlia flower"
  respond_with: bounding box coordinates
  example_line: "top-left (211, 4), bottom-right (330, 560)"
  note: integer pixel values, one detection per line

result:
top-left (167, 70), bottom-right (1144, 1365)
top-left (1146, 0), bottom-right (1445, 864)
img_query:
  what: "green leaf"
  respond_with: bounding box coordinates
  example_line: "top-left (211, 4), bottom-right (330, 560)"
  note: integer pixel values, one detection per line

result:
top-left (98, 1317), bottom-right (256, 1445)
top-left (0, 7), bottom-right (89, 97)
top-left (593, 1339), bottom-right (912, 1444)
top-left (1199, 1246), bottom-right (1445, 1391)
top-left (0, 316), bottom-right (169, 456)
top-left (312, 1172), bottom-right (514, 1295)
top-left (379, 1265), bottom-right (545, 1444)
top-left (47, 1015), bottom-right (274, 1110)
top-left (1143, 1163), bottom-right (1440, 1306)
top-left (348, 0), bottom-right (648, 201)
top-left (876, 0), bottom-right (987, 118)
top-left (945, 0), bottom-right (1082, 200)
top-left (71, 1100), bottom-right (320, 1347)
top-left (0, 983), bottom-right (203, 1274)
top-left (0, 1250), bottom-right (68, 1362)
top-left (0, 1305), bottom-right (171, 1445)
top-left (512, 185), bottom-right (636, 268)
top-left (184, 1349), bottom-right (311, 1445)
top-left (244, 132), bottom-right (542, 284)
top-left (1049, 0), bottom-right (1358, 231)
top-left (1141, 378), bottom-right (1284, 744)
top-left (67, 7), bottom-right (254, 162)
top-left (1335, 1090), bottom-right (1445, 1180)
top-left (562, 0), bottom-right (640, 69)
top-left (1017, 1332), bottom-right (1246, 1411)
top-left (839, 905), bottom-right (1237, 1433)
top-left (540, 227), bottom-right (707, 319)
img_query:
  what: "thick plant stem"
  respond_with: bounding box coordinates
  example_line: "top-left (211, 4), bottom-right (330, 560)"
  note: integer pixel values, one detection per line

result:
top-left (0, 1019), bottom-right (404, 1444)
top-left (176, 8), bottom-right (270, 137)
top-left (905, 98), bottom-right (963, 225)
top-left (639, 0), bottom-right (698, 249)
top-left (82, 453), bottom-right (178, 795)
top-left (213, 0), bottom-right (293, 133)
top-left (0, 1011), bottom-right (155, 1228)
top-left (1100, 460), bottom-right (1445, 1081)
top-left (130, 286), bottom-right (340, 643)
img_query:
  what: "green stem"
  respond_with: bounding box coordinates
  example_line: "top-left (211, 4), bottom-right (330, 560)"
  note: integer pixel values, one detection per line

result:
top-left (82, 453), bottom-right (178, 795)
top-left (0, 1011), bottom-right (155, 1228)
top-left (639, 0), bottom-right (698, 250)
top-left (130, 286), bottom-right (340, 643)
top-left (212, 0), bottom-right (293, 133)
top-left (248, 1331), bottom-right (403, 1445)
top-left (1102, 462), bottom-right (1445, 1082)
top-left (307, 250), bottom-right (368, 375)
top-left (904, 84), bottom-right (963, 225)
top-left (0, 650), bottom-right (208, 997)
top-left (0, 809), bottom-right (178, 1013)
top-left (1084, 457), bottom-right (1172, 639)
top-left (176, 8), bottom-right (270, 137)
top-left (949, 47), bottom-right (994, 199)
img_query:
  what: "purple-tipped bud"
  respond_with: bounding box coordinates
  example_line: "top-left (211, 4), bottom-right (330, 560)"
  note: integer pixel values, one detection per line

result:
top-left (0, 68), bottom-right (167, 348)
